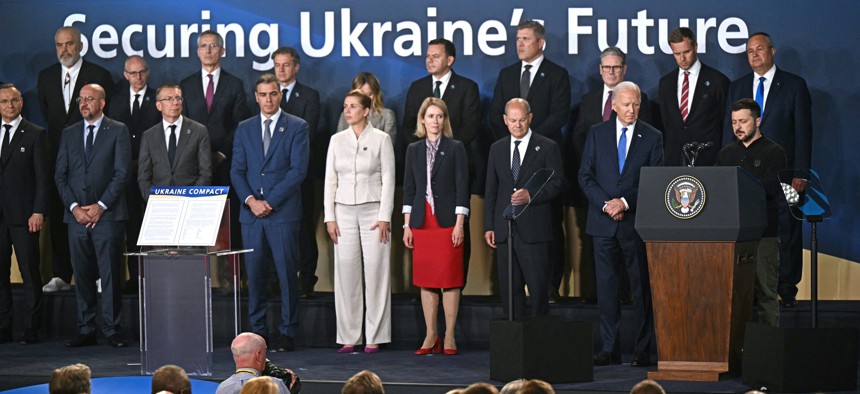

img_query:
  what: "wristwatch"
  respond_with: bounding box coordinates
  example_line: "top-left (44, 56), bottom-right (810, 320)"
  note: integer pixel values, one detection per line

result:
top-left (402, 224), bottom-right (410, 229)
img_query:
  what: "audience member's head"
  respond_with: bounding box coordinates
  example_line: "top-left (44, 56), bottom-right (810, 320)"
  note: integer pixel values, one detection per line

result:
top-left (462, 382), bottom-right (499, 394)
top-left (342, 370), bottom-right (384, 394)
top-left (152, 364), bottom-right (191, 394)
top-left (231, 332), bottom-right (268, 371)
top-left (630, 379), bottom-right (666, 394)
top-left (516, 379), bottom-right (555, 394)
top-left (49, 363), bottom-right (91, 394)
top-left (239, 376), bottom-right (279, 394)
top-left (499, 379), bottom-right (526, 394)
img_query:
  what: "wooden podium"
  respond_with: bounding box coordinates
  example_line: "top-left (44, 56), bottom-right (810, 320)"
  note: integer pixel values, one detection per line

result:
top-left (635, 167), bottom-right (766, 381)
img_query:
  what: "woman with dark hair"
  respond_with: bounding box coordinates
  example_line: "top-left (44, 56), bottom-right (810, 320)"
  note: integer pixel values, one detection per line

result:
top-left (325, 89), bottom-right (395, 354)
top-left (402, 98), bottom-right (469, 355)
top-left (336, 71), bottom-right (397, 143)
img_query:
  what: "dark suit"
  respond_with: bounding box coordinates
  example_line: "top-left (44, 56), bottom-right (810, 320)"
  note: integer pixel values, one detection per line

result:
top-left (108, 85), bottom-right (161, 265)
top-left (403, 71), bottom-right (481, 279)
top-left (725, 67), bottom-right (812, 301)
top-left (280, 81), bottom-right (322, 290)
top-left (578, 119), bottom-right (662, 356)
top-left (0, 118), bottom-right (49, 335)
top-left (54, 116), bottom-right (131, 338)
top-left (37, 59), bottom-right (115, 283)
top-left (658, 62), bottom-right (729, 166)
top-left (230, 111), bottom-right (308, 338)
top-left (403, 136), bottom-right (469, 228)
top-left (484, 131), bottom-right (563, 318)
top-left (137, 116), bottom-right (212, 199)
top-left (568, 87), bottom-right (653, 299)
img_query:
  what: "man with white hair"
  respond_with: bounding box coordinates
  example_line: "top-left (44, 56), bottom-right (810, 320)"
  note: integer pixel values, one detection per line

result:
top-left (216, 332), bottom-right (300, 394)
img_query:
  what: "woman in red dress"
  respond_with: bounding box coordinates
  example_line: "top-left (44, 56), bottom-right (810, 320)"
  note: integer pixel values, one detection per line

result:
top-left (402, 98), bottom-right (469, 355)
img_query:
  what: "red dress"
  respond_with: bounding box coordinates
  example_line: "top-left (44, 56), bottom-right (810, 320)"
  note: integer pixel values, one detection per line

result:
top-left (412, 200), bottom-right (464, 288)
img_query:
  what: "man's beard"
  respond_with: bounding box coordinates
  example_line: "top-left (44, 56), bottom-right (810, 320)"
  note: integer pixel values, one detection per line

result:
top-left (59, 53), bottom-right (79, 68)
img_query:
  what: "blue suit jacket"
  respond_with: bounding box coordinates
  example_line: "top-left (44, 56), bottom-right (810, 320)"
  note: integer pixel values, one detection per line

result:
top-left (230, 111), bottom-right (309, 224)
top-left (723, 67), bottom-right (812, 170)
top-left (54, 116), bottom-right (131, 224)
top-left (578, 119), bottom-right (663, 238)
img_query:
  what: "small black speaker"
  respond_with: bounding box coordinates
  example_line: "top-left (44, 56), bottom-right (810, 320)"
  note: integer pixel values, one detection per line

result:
top-left (490, 317), bottom-right (593, 383)
top-left (742, 322), bottom-right (858, 392)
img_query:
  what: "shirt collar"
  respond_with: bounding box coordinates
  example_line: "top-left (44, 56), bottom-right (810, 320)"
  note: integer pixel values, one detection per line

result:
top-left (522, 55), bottom-right (544, 73)
top-left (616, 118), bottom-right (636, 133)
top-left (63, 57), bottom-right (83, 76)
top-left (262, 109), bottom-right (282, 126)
top-left (130, 85), bottom-right (148, 96)
top-left (512, 129), bottom-right (533, 145)
top-left (756, 64), bottom-right (777, 81)
top-left (280, 80), bottom-right (297, 92)
top-left (85, 114), bottom-right (105, 130)
top-left (681, 59), bottom-right (702, 76)
top-left (2, 115), bottom-right (22, 131)
top-left (203, 67), bottom-right (221, 79)
top-left (162, 116), bottom-right (183, 131)
top-left (433, 70), bottom-right (453, 85)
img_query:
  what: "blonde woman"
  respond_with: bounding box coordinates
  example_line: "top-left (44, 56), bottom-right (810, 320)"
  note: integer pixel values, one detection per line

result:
top-left (336, 72), bottom-right (397, 143)
top-left (325, 90), bottom-right (395, 353)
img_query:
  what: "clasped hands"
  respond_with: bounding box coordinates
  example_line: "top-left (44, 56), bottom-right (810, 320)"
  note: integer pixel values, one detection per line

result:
top-left (247, 196), bottom-right (273, 218)
top-left (72, 204), bottom-right (105, 228)
top-left (604, 198), bottom-right (626, 221)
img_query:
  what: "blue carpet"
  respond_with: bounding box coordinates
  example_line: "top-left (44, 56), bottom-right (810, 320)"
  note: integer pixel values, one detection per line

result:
top-left (2, 376), bottom-right (220, 393)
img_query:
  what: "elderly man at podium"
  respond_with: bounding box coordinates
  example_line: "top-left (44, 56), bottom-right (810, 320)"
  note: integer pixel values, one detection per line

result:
top-left (578, 81), bottom-right (663, 367)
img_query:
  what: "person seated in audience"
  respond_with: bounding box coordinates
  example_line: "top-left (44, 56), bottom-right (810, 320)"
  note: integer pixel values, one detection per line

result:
top-left (499, 379), bottom-right (526, 394)
top-left (516, 380), bottom-right (554, 394)
top-left (461, 382), bottom-right (499, 394)
top-left (342, 370), bottom-right (384, 394)
top-left (216, 332), bottom-right (300, 394)
top-left (49, 363), bottom-right (91, 394)
top-left (629, 379), bottom-right (665, 394)
top-left (152, 364), bottom-right (191, 394)
top-left (240, 376), bottom-right (280, 394)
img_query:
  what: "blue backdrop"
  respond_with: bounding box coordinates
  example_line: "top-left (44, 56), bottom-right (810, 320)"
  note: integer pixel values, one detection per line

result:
top-left (2, 0), bottom-right (858, 263)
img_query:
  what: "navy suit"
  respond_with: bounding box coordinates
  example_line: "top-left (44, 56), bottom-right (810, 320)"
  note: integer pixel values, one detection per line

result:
top-left (0, 119), bottom-right (50, 336)
top-left (725, 67), bottom-right (812, 300)
top-left (484, 131), bottom-right (563, 318)
top-left (230, 110), bottom-right (308, 338)
top-left (658, 63), bottom-right (729, 166)
top-left (578, 119), bottom-right (662, 356)
top-left (54, 116), bottom-right (131, 338)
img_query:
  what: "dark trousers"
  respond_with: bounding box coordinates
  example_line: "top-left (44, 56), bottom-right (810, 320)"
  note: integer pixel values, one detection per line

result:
top-left (0, 221), bottom-right (42, 332)
top-left (547, 196), bottom-right (566, 293)
top-left (243, 220), bottom-right (300, 337)
top-left (68, 221), bottom-right (125, 337)
top-left (298, 178), bottom-right (319, 288)
top-left (593, 233), bottom-right (653, 355)
top-left (125, 175), bottom-right (144, 279)
top-left (496, 231), bottom-right (550, 319)
top-left (48, 192), bottom-right (72, 282)
top-left (777, 200), bottom-right (804, 299)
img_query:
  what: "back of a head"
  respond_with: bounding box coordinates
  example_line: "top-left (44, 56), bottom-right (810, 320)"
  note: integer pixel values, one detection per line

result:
top-left (630, 379), bottom-right (666, 394)
top-left (499, 379), bottom-right (526, 394)
top-left (152, 364), bottom-right (191, 394)
top-left (516, 380), bottom-right (555, 394)
top-left (462, 382), bottom-right (499, 394)
top-left (240, 376), bottom-right (279, 394)
top-left (342, 370), bottom-right (384, 394)
top-left (49, 364), bottom-right (92, 394)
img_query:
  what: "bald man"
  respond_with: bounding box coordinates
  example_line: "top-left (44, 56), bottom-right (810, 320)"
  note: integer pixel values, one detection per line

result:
top-left (216, 332), bottom-right (299, 394)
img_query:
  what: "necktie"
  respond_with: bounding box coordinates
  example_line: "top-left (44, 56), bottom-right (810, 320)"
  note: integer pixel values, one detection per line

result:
top-left (618, 127), bottom-right (627, 174)
top-left (519, 65), bottom-right (532, 98)
top-left (680, 71), bottom-right (690, 122)
top-left (64, 71), bottom-right (72, 113)
top-left (2, 124), bottom-right (11, 158)
top-left (85, 125), bottom-right (95, 158)
top-left (433, 80), bottom-right (442, 98)
top-left (512, 140), bottom-right (522, 183)
top-left (263, 118), bottom-right (273, 155)
top-left (205, 74), bottom-right (215, 113)
top-left (132, 93), bottom-right (141, 118)
top-left (602, 90), bottom-right (613, 121)
top-left (755, 76), bottom-right (766, 117)
top-left (282, 88), bottom-right (290, 105)
top-left (168, 125), bottom-right (177, 165)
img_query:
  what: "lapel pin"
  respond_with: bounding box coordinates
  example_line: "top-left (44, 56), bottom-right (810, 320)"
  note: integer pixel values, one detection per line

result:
top-left (637, 134), bottom-right (642, 138)
top-left (20, 147), bottom-right (25, 152)
top-left (144, 96), bottom-right (150, 102)
top-left (450, 84), bottom-right (455, 89)
top-left (279, 127), bottom-right (284, 133)
top-left (705, 81), bottom-right (710, 87)
top-left (295, 92), bottom-right (300, 98)
top-left (185, 129), bottom-right (191, 134)
top-left (440, 151), bottom-right (445, 156)
top-left (540, 72), bottom-right (545, 77)
top-left (535, 146), bottom-right (541, 151)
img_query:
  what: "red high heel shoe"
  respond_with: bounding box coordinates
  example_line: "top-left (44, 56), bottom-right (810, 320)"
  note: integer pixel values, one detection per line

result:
top-left (414, 337), bottom-right (442, 355)
top-left (443, 339), bottom-right (458, 355)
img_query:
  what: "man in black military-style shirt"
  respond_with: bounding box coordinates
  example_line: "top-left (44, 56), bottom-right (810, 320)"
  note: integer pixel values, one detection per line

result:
top-left (716, 98), bottom-right (786, 327)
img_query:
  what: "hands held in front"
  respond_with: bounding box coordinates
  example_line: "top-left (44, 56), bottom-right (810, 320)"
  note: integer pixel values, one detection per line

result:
top-left (604, 198), bottom-right (626, 221)
top-left (247, 197), bottom-right (273, 218)
top-left (371, 221), bottom-right (390, 243)
top-left (511, 189), bottom-right (531, 206)
top-left (72, 204), bottom-right (104, 228)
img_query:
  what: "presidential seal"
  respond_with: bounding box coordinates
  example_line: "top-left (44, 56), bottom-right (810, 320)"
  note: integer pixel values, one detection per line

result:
top-left (666, 175), bottom-right (706, 219)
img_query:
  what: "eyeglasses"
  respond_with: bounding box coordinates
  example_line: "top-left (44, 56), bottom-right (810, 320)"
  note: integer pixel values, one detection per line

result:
top-left (746, 45), bottom-right (772, 55)
top-left (158, 96), bottom-right (183, 103)
top-left (601, 65), bottom-right (624, 73)
top-left (125, 69), bottom-right (149, 77)
top-left (76, 96), bottom-right (99, 104)
top-left (0, 98), bottom-right (22, 106)
top-left (198, 43), bottom-right (223, 50)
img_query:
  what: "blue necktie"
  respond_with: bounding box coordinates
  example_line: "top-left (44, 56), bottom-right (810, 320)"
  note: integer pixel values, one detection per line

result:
top-left (755, 76), bottom-right (766, 117)
top-left (618, 127), bottom-right (627, 174)
top-left (512, 140), bottom-right (522, 183)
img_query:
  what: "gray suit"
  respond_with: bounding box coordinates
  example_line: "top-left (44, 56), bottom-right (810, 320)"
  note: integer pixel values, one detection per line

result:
top-left (137, 116), bottom-right (212, 200)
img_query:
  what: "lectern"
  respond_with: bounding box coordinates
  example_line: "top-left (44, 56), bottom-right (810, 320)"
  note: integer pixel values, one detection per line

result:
top-left (635, 167), bottom-right (766, 381)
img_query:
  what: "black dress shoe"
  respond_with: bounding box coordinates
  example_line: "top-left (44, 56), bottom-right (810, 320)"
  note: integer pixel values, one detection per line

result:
top-left (593, 351), bottom-right (621, 366)
top-left (276, 335), bottom-right (295, 352)
top-left (107, 335), bottom-right (128, 348)
top-left (548, 288), bottom-right (562, 304)
top-left (19, 331), bottom-right (40, 345)
top-left (66, 334), bottom-right (97, 347)
top-left (0, 328), bottom-right (12, 344)
top-left (631, 351), bottom-right (651, 367)
top-left (782, 296), bottom-right (797, 308)
top-left (300, 283), bottom-right (315, 299)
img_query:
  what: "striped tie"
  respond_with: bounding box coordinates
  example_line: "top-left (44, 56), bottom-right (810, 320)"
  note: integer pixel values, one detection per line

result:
top-left (680, 71), bottom-right (690, 122)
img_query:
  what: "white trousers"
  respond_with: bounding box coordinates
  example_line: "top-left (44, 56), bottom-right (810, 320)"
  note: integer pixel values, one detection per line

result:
top-left (333, 202), bottom-right (392, 345)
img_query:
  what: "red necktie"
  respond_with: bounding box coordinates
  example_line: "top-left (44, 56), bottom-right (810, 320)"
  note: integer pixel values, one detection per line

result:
top-left (205, 74), bottom-right (214, 113)
top-left (680, 71), bottom-right (690, 122)
top-left (602, 90), bottom-right (613, 121)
